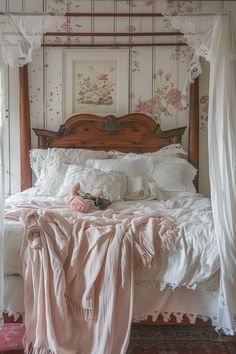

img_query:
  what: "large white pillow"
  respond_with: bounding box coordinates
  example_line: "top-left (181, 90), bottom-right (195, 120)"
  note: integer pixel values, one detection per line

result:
top-left (86, 156), bottom-right (160, 200)
top-left (152, 157), bottom-right (197, 194)
top-left (86, 155), bottom-right (153, 177)
top-left (36, 148), bottom-right (108, 194)
top-left (57, 165), bottom-right (127, 202)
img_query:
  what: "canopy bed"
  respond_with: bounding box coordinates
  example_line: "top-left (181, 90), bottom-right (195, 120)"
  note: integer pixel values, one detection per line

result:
top-left (1, 3), bottom-right (236, 353)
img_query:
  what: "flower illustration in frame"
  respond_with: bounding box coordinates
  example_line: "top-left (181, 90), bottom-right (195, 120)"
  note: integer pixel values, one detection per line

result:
top-left (64, 49), bottom-right (129, 117)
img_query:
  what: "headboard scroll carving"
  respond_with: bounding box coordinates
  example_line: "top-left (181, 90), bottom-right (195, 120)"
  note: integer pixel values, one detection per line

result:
top-left (102, 115), bottom-right (119, 133)
top-left (33, 113), bottom-right (186, 153)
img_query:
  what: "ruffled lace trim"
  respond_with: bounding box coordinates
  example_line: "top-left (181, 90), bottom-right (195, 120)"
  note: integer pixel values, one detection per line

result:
top-left (161, 14), bottom-right (212, 86)
top-left (133, 310), bottom-right (200, 324)
top-left (0, 14), bottom-right (61, 67)
top-left (135, 278), bottom-right (218, 292)
top-left (166, 16), bottom-right (211, 61)
top-left (3, 309), bottom-right (24, 322)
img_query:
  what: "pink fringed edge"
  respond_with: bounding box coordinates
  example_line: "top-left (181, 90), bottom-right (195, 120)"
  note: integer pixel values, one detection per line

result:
top-left (65, 295), bottom-right (93, 321)
top-left (134, 223), bottom-right (179, 272)
top-left (23, 334), bottom-right (56, 354)
top-left (160, 225), bottom-right (180, 250)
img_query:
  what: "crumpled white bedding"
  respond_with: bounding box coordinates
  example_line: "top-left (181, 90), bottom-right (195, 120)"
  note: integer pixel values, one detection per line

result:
top-left (4, 188), bottom-right (220, 293)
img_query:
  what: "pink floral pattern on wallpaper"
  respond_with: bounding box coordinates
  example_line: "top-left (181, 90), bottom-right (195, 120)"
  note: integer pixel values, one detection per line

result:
top-left (132, 49), bottom-right (141, 73)
top-left (200, 95), bottom-right (209, 131)
top-left (170, 46), bottom-right (190, 63)
top-left (135, 68), bottom-right (186, 122)
top-left (77, 72), bottom-right (115, 106)
top-left (165, 0), bottom-right (201, 14)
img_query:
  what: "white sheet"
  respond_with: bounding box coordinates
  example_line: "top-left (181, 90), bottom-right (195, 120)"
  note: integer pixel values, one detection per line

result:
top-left (4, 188), bottom-right (219, 294)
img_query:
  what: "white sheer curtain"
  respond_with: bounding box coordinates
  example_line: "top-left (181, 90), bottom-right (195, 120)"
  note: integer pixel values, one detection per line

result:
top-left (0, 63), bottom-right (5, 324)
top-left (163, 10), bottom-right (236, 334)
top-left (0, 12), bottom-right (61, 324)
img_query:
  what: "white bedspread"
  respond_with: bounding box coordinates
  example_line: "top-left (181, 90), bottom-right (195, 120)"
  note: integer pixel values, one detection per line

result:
top-left (4, 188), bottom-right (220, 291)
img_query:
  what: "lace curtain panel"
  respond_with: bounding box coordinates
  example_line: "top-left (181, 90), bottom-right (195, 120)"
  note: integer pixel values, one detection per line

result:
top-left (0, 66), bottom-right (5, 324)
top-left (0, 14), bottom-right (60, 67)
top-left (0, 13), bottom-right (61, 324)
top-left (162, 9), bottom-right (236, 334)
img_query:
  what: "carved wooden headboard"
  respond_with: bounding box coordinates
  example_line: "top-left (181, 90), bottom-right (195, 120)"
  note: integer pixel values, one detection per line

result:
top-left (33, 113), bottom-right (186, 153)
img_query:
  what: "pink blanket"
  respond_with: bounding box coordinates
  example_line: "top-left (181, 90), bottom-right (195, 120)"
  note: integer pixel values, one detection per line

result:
top-left (7, 203), bottom-right (178, 354)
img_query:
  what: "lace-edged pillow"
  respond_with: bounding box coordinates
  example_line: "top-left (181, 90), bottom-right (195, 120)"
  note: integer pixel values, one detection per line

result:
top-left (57, 165), bottom-right (127, 202)
top-left (108, 144), bottom-right (188, 162)
top-left (152, 157), bottom-right (197, 195)
top-left (36, 148), bottom-right (109, 195)
top-left (29, 149), bottom-right (48, 178)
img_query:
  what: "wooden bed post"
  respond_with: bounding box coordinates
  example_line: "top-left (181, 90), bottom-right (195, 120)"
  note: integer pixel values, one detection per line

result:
top-left (19, 64), bottom-right (32, 191)
top-left (188, 77), bottom-right (199, 191)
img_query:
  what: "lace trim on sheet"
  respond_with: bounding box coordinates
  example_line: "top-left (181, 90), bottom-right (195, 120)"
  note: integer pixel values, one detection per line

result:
top-left (3, 310), bottom-right (24, 322)
top-left (5, 308), bottom-right (236, 336)
top-left (135, 278), bottom-right (219, 292)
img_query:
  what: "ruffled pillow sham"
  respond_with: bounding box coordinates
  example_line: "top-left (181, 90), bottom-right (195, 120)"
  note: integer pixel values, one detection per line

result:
top-left (86, 156), bottom-right (159, 200)
top-left (86, 155), bottom-right (153, 177)
top-left (152, 157), bottom-right (197, 196)
top-left (57, 165), bottom-right (127, 202)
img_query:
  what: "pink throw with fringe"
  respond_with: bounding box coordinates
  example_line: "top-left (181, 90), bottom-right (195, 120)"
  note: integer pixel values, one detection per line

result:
top-left (7, 204), bottom-right (178, 354)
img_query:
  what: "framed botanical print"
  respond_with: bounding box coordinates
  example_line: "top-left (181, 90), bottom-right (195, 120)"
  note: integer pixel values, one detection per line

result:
top-left (63, 49), bottom-right (129, 117)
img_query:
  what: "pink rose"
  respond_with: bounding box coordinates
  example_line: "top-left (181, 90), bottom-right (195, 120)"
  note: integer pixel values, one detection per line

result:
top-left (69, 196), bottom-right (96, 213)
top-left (71, 183), bottom-right (81, 195)
top-left (90, 188), bottom-right (103, 198)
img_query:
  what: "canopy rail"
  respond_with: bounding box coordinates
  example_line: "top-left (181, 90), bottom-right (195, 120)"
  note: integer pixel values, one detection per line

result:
top-left (42, 43), bottom-right (187, 48)
top-left (0, 12), bottom-right (223, 17)
top-left (44, 32), bottom-right (184, 37)
top-left (43, 30), bottom-right (186, 48)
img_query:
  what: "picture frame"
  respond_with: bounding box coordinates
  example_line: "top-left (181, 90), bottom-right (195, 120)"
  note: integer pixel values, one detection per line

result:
top-left (63, 49), bottom-right (129, 117)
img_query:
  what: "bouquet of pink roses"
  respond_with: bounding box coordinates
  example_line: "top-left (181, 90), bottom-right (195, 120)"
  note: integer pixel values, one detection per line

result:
top-left (67, 183), bottom-right (111, 213)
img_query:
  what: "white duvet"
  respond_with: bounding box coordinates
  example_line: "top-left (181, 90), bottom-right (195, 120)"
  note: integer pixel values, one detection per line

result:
top-left (4, 188), bottom-right (220, 291)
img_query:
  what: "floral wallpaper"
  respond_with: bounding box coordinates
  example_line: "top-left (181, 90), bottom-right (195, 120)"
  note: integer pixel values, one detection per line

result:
top-left (135, 69), bottom-right (187, 123)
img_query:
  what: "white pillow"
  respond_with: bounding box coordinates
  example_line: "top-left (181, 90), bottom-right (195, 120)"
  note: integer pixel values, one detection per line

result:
top-left (152, 144), bottom-right (188, 158)
top-left (37, 161), bottom-right (69, 196)
top-left (29, 149), bottom-right (48, 178)
top-left (152, 157), bottom-right (197, 194)
top-left (86, 155), bottom-right (153, 178)
top-left (36, 148), bottom-right (108, 193)
top-left (57, 165), bottom-right (127, 202)
top-left (86, 157), bottom-right (160, 200)
top-left (108, 144), bottom-right (187, 160)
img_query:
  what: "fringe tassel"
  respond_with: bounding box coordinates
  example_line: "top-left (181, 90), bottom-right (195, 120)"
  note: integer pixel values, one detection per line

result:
top-left (65, 295), bottom-right (94, 321)
top-left (23, 334), bottom-right (56, 354)
top-left (134, 252), bottom-right (157, 272)
top-left (160, 225), bottom-right (179, 250)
